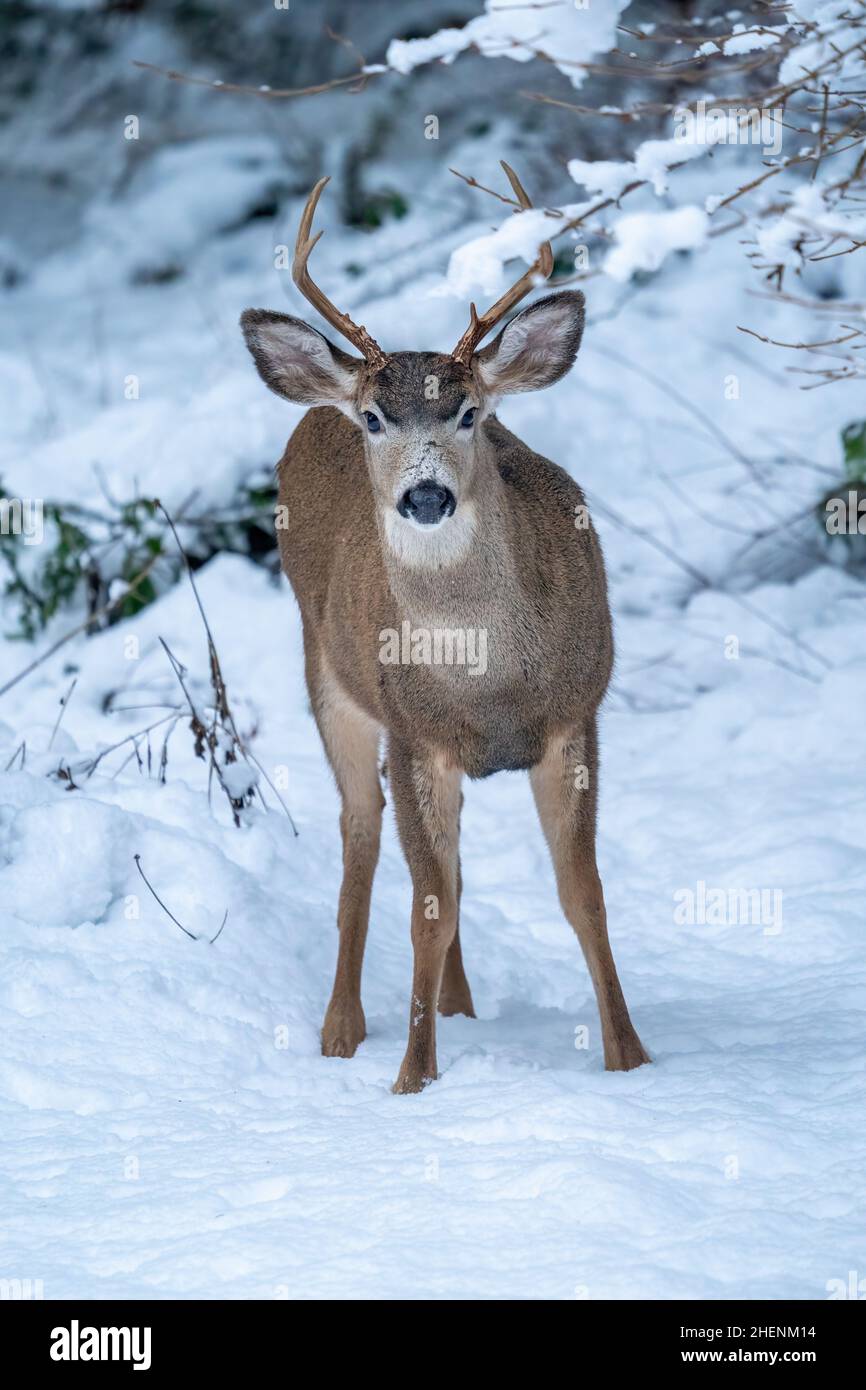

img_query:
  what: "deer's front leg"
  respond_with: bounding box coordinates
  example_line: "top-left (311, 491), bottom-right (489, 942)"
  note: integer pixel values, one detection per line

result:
top-left (530, 718), bottom-right (649, 1072)
top-left (313, 661), bottom-right (384, 1060)
top-left (388, 738), bottom-right (462, 1094)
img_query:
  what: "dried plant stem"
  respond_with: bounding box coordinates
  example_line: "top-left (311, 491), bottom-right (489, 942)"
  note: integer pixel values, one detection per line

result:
top-left (133, 852), bottom-right (228, 944)
top-left (47, 677), bottom-right (78, 751)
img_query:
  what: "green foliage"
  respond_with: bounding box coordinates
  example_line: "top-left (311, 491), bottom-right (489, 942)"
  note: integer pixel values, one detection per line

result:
top-left (551, 249), bottom-right (577, 279)
top-left (841, 421), bottom-right (866, 482)
top-left (36, 512), bottom-right (92, 621)
top-left (0, 491), bottom-right (162, 640)
top-left (813, 424), bottom-right (866, 562)
top-left (185, 480), bottom-right (279, 569)
top-left (351, 189), bottom-right (409, 230)
top-left (0, 475), bottom-right (279, 641)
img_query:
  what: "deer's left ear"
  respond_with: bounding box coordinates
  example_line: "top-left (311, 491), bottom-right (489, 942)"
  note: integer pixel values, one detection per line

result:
top-left (475, 290), bottom-right (585, 395)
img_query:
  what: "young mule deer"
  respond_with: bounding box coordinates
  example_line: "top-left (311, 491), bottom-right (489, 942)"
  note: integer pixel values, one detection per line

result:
top-left (241, 164), bottom-right (649, 1093)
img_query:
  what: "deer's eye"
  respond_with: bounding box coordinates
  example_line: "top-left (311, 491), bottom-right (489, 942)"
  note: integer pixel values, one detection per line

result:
top-left (364, 411), bottom-right (381, 433)
top-left (459, 408), bottom-right (476, 430)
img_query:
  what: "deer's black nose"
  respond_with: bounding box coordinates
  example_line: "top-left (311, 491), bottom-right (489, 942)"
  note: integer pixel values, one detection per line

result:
top-left (397, 481), bottom-right (456, 525)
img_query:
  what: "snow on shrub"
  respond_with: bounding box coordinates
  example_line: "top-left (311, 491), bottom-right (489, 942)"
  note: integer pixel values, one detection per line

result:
top-left (604, 207), bottom-right (709, 282)
top-left (387, 0), bottom-right (629, 88)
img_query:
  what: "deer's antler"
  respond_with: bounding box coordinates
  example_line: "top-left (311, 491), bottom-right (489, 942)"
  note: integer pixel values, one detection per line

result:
top-left (451, 162), bottom-right (554, 366)
top-left (293, 176), bottom-right (389, 371)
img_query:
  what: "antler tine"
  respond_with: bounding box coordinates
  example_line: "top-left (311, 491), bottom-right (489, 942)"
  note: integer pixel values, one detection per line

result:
top-left (292, 176), bottom-right (389, 370)
top-left (451, 160), bottom-right (554, 366)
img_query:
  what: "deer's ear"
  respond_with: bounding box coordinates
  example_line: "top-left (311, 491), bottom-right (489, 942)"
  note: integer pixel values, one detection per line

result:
top-left (475, 290), bottom-right (585, 395)
top-left (240, 309), bottom-right (361, 406)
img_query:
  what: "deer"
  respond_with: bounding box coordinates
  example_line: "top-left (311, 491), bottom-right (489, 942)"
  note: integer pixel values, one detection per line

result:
top-left (240, 163), bottom-right (650, 1094)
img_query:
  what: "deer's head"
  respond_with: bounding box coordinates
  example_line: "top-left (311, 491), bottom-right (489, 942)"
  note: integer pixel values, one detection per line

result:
top-left (241, 166), bottom-right (584, 563)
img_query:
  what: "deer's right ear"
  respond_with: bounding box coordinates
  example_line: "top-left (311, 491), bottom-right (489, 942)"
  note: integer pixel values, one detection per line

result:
top-left (240, 309), bottom-right (361, 406)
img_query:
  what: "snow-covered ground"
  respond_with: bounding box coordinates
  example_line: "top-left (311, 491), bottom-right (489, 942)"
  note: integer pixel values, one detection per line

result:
top-left (2, 14), bottom-right (865, 1299)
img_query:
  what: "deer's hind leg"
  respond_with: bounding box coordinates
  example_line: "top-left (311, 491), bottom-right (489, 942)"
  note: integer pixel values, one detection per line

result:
top-left (438, 800), bottom-right (475, 1019)
top-left (312, 657), bottom-right (385, 1059)
top-left (530, 717), bottom-right (649, 1072)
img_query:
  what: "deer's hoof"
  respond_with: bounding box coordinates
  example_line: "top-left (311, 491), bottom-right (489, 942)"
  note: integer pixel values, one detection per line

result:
top-left (604, 1030), bottom-right (651, 1072)
top-left (391, 1061), bottom-right (436, 1095)
top-left (321, 1004), bottom-right (366, 1059)
top-left (438, 989), bottom-right (476, 1018)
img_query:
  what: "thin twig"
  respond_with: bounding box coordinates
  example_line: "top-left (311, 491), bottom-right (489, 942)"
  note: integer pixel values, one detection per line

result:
top-left (737, 325), bottom-right (863, 349)
top-left (47, 676), bottom-right (78, 751)
top-left (133, 853), bottom-right (198, 940)
top-left (449, 167), bottom-right (523, 208)
top-left (131, 59), bottom-right (380, 101)
top-left (210, 911), bottom-right (229, 945)
top-left (76, 713), bottom-right (179, 780)
top-left (158, 637), bottom-right (243, 824)
top-left (4, 740), bottom-right (26, 772)
top-left (157, 501), bottom-right (298, 832)
top-left (133, 853), bottom-right (229, 945)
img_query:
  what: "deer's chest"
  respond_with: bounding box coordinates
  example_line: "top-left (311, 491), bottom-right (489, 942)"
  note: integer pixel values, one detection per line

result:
top-left (375, 592), bottom-right (571, 776)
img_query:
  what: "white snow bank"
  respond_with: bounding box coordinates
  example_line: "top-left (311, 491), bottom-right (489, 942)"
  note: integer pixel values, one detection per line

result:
top-left (39, 137), bottom-right (285, 290)
top-left (2, 548), bottom-right (865, 1297)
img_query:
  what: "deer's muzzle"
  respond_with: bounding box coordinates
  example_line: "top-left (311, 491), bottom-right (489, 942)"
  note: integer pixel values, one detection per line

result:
top-left (397, 482), bottom-right (456, 526)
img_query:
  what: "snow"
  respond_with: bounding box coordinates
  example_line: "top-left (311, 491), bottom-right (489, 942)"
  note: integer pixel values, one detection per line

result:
top-left (441, 172), bottom-right (712, 301)
top-left (2, 545), bottom-right (865, 1297)
top-left (386, 0), bottom-right (629, 89)
top-left (604, 206), bottom-right (709, 281)
top-left (723, 26), bottom-right (783, 56)
top-left (756, 180), bottom-right (866, 271)
top-left (779, 2), bottom-right (864, 85)
top-left (568, 158), bottom-right (637, 202)
top-left (569, 133), bottom-right (713, 202)
top-left (386, 28), bottom-right (472, 75)
top-left (2, 4), bottom-right (866, 1303)
top-left (39, 137), bottom-right (287, 295)
top-left (632, 136), bottom-right (713, 194)
top-left (439, 203), bottom-right (590, 300)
